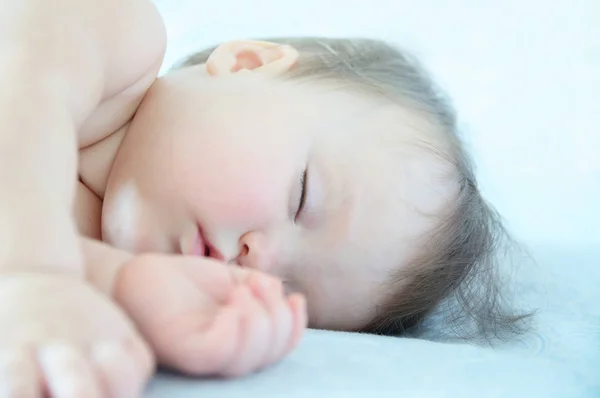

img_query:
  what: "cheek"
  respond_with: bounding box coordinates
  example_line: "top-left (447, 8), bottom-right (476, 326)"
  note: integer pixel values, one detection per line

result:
top-left (207, 172), bottom-right (276, 225)
top-left (174, 145), bottom-right (289, 227)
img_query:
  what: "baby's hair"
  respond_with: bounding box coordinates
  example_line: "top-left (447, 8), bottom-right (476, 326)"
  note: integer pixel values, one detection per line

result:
top-left (176, 37), bottom-right (532, 343)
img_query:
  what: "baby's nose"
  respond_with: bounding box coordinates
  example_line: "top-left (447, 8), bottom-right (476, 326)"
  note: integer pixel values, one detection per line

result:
top-left (236, 231), bottom-right (274, 272)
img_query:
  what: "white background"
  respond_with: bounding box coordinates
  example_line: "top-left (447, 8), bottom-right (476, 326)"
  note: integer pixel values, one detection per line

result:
top-left (153, 0), bottom-right (599, 246)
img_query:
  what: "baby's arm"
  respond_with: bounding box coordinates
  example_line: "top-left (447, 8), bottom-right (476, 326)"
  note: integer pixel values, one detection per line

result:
top-left (0, 1), bottom-right (165, 395)
top-left (1, 0), bottom-right (165, 274)
top-left (2, 1), bottom-right (103, 272)
top-left (1, 40), bottom-right (84, 272)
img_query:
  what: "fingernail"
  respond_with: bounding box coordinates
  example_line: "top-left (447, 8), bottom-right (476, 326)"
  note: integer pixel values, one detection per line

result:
top-left (38, 343), bottom-right (70, 367)
top-left (91, 341), bottom-right (123, 364)
top-left (38, 344), bottom-right (82, 396)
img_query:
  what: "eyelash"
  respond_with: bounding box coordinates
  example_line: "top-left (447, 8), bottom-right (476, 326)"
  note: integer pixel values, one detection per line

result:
top-left (295, 168), bottom-right (308, 221)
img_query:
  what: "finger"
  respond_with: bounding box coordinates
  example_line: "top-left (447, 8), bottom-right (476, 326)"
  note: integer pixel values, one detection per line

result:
top-left (0, 346), bottom-right (41, 398)
top-left (247, 274), bottom-right (293, 367)
top-left (160, 306), bottom-right (242, 375)
top-left (180, 258), bottom-right (242, 303)
top-left (283, 294), bottom-right (308, 357)
top-left (220, 286), bottom-right (271, 378)
top-left (127, 336), bottom-right (156, 385)
top-left (38, 344), bottom-right (102, 398)
top-left (92, 341), bottom-right (150, 398)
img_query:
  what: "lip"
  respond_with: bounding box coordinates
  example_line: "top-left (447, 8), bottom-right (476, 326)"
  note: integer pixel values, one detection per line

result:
top-left (180, 224), bottom-right (225, 261)
top-left (180, 224), bottom-right (206, 257)
top-left (193, 225), bottom-right (208, 257)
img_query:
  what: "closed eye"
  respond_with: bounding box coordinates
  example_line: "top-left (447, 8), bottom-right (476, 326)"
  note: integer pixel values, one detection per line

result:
top-left (295, 168), bottom-right (308, 221)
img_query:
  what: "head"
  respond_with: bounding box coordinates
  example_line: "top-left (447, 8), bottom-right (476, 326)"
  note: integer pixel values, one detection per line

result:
top-left (103, 37), bottom-right (528, 339)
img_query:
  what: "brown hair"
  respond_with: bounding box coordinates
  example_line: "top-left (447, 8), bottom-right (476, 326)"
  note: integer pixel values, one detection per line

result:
top-left (175, 37), bottom-right (532, 343)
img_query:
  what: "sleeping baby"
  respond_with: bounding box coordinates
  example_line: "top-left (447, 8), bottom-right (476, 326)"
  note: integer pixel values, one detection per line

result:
top-left (0, 1), bottom-right (528, 396)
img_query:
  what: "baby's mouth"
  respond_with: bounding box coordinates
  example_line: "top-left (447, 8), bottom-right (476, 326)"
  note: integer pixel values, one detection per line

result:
top-left (204, 231), bottom-right (225, 261)
top-left (180, 224), bottom-right (225, 261)
top-left (179, 224), bottom-right (207, 257)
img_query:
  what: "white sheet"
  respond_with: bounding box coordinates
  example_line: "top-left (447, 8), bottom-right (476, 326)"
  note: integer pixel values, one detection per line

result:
top-left (146, 1), bottom-right (599, 396)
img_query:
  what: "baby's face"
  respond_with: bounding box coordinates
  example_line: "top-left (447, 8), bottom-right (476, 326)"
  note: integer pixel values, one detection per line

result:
top-left (103, 65), bottom-right (454, 330)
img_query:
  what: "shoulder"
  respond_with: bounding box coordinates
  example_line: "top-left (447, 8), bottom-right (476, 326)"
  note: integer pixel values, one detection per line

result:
top-left (100, 0), bottom-right (167, 97)
top-left (79, 0), bottom-right (167, 147)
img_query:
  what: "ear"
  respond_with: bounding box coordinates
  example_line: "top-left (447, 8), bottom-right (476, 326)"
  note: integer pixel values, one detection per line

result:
top-left (205, 40), bottom-right (299, 76)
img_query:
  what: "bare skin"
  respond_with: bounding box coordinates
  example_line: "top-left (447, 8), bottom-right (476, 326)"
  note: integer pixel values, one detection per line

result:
top-left (0, 1), bottom-right (306, 396)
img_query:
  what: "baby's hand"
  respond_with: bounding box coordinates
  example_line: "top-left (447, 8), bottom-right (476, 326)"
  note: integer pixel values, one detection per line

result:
top-left (0, 273), bottom-right (154, 397)
top-left (114, 254), bottom-right (307, 377)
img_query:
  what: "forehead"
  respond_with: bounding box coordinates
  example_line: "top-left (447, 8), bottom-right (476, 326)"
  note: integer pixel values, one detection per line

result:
top-left (318, 98), bottom-right (456, 252)
top-left (349, 140), bottom-right (455, 261)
